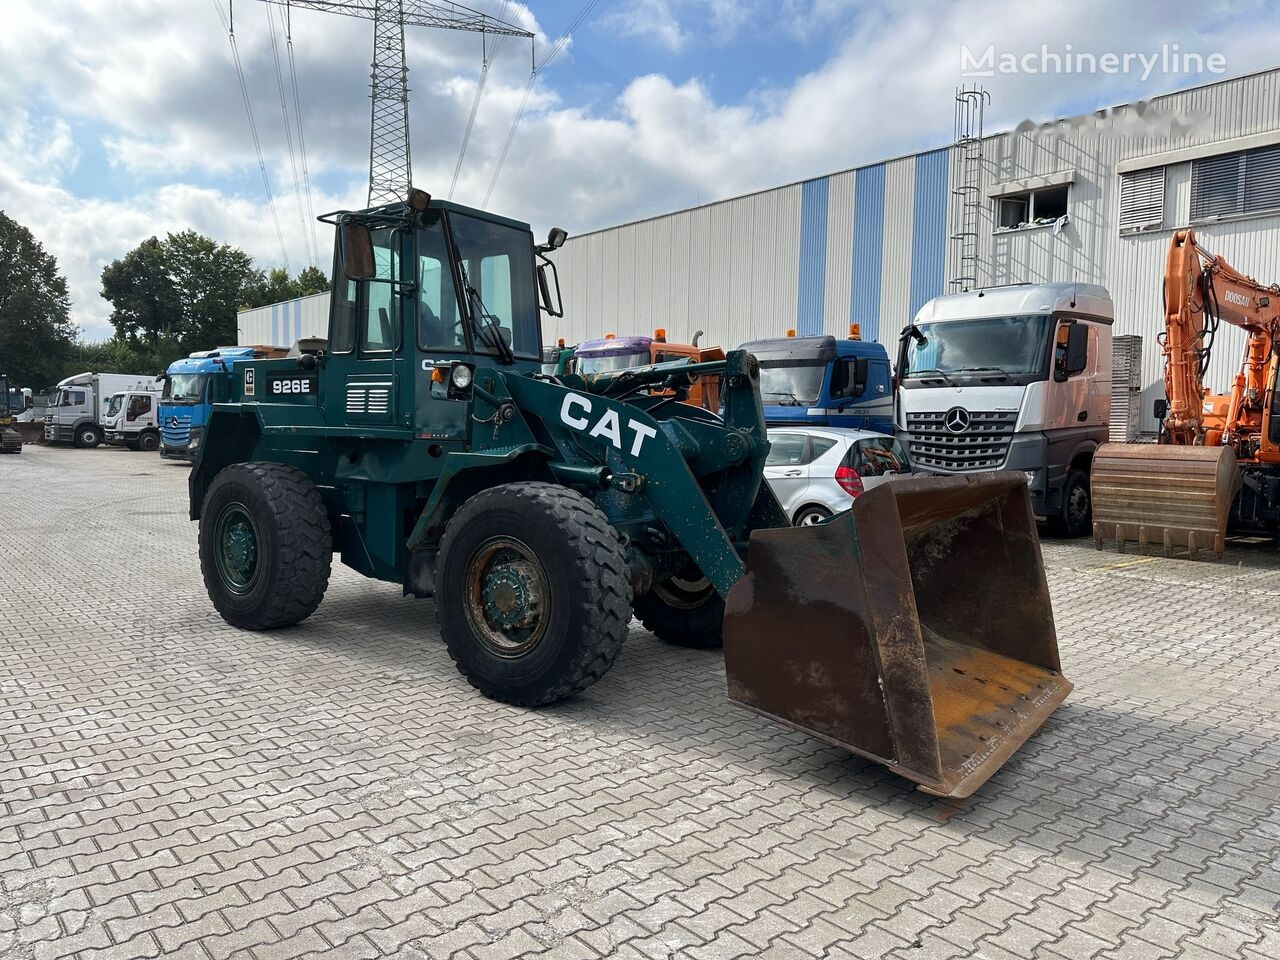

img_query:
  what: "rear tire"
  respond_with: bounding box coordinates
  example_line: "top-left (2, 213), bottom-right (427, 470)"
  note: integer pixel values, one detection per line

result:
top-left (1048, 468), bottom-right (1092, 539)
top-left (793, 504), bottom-right (832, 526)
top-left (633, 576), bottom-right (724, 649)
top-left (74, 425), bottom-right (102, 449)
top-left (437, 482), bottom-right (631, 706)
top-left (199, 462), bottom-right (332, 630)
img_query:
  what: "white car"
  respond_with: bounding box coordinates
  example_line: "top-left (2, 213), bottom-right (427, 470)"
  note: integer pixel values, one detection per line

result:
top-left (764, 427), bottom-right (911, 525)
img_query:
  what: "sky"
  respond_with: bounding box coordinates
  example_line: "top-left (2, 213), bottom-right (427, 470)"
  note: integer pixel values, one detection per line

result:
top-left (1, 0), bottom-right (1278, 340)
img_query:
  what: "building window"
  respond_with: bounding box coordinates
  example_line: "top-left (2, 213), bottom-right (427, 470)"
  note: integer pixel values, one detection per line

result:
top-left (995, 185), bottom-right (1069, 230)
top-left (1118, 167), bottom-right (1165, 232)
top-left (1191, 144), bottom-right (1280, 221)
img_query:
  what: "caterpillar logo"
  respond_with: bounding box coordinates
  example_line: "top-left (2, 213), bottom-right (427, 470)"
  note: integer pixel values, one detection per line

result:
top-left (1223, 290), bottom-right (1251, 308)
top-left (560, 392), bottom-right (658, 456)
top-left (243, 368), bottom-right (255, 396)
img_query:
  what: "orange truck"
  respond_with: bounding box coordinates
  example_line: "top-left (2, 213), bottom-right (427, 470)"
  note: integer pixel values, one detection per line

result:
top-left (566, 330), bottom-right (725, 411)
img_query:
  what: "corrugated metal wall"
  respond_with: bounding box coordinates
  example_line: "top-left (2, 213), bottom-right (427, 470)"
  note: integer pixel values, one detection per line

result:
top-left (237, 292), bottom-right (331, 349)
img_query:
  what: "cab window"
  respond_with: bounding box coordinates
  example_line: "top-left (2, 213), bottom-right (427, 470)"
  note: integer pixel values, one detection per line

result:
top-left (361, 228), bottom-right (400, 353)
top-left (127, 395), bottom-right (152, 421)
top-left (329, 241), bottom-right (357, 354)
top-left (450, 213), bottom-right (539, 359)
top-left (417, 212), bottom-right (463, 352)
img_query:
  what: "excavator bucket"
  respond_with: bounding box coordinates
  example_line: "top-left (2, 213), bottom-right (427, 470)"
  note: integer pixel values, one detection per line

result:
top-left (723, 471), bottom-right (1069, 799)
top-left (1091, 443), bottom-right (1239, 559)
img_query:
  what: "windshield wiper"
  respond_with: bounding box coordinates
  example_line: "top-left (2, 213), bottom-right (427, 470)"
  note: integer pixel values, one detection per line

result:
top-left (763, 390), bottom-right (804, 406)
top-left (906, 368), bottom-right (957, 386)
top-left (953, 366), bottom-right (1013, 380)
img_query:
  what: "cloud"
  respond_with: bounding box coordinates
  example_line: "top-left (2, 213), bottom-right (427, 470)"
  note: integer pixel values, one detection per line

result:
top-left (602, 0), bottom-right (688, 52)
top-left (2, 0), bottom-right (1279, 340)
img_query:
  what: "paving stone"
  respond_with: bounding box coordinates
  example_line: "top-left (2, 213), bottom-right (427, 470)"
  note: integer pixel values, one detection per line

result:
top-left (3, 448), bottom-right (1279, 960)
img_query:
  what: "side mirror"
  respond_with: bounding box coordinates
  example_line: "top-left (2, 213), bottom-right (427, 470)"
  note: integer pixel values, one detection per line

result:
top-left (537, 261), bottom-right (564, 318)
top-left (1153, 398), bottom-right (1168, 420)
top-left (1066, 323), bottom-right (1089, 376)
top-left (340, 221), bottom-right (375, 280)
top-left (853, 357), bottom-right (869, 397)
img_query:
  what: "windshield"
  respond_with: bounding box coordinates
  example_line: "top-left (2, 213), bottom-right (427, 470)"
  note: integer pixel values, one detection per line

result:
top-left (577, 351), bottom-right (648, 375)
top-left (449, 213), bottom-right (539, 360)
top-left (107, 394), bottom-right (125, 418)
top-left (905, 315), bottom-right (1051, 379)
top-left (163, 374), bottom-right (209, 403)
top-left (758, 361), bottom-right (826, 405)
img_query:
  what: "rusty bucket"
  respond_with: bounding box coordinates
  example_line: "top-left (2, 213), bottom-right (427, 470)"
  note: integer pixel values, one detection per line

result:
top-left (723, 471), bottom-right (1070, 799)
top-left (1092, 443), bottom-right (1239, 559)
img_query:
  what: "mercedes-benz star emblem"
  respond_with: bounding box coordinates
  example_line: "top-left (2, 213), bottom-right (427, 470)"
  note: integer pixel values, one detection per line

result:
top-left (170, 415), bottom-right (180, 429)
top-left (944, 407), bottom-right (970, 433)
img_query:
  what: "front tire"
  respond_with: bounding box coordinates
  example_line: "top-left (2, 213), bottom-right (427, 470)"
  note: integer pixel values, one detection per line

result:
top-left (199, 462), bottom-right (332, 630)
top-left (1048, 468), bottom-right (1092, 539)
top-left (633, 576), bottom-right (724, 649)
top-left (74, 425), bottom-right (102, 449)
top-left (437, 483), bottom-right (631, 707)
top-left (137, 430), bottom-right (160, 452)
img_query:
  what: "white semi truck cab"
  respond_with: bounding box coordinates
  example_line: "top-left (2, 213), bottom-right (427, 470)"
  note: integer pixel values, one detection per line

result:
top-left (104, 389), bottom-right (162, 451)
top-left (45, 372), bottom-right (162, 448)
top-left (895, 283), bottom-right (1112, 537)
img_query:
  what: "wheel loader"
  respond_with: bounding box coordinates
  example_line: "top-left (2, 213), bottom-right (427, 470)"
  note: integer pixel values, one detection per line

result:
top-left (0, 373), bottom-right (22, 454)
top-left (188, 189), bottom-right (1071, 799)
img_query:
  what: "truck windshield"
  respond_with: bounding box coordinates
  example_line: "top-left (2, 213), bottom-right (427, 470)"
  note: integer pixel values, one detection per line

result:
top-left (578, 351), bottom-right (648, 375)
top-left (106, 394), bottom-right (125, 418)
top-left (905, 315), bottom-right (1051, 379)
top-left (449, 213), bottom-right (540, 360)
top-left (164, 374), bottom-right (208, 403)
top-left (758, 361), bottom-right (825, 405)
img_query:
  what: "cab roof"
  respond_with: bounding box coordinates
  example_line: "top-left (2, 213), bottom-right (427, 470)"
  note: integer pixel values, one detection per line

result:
top-left (913, 283), bottom-right (1114, 325)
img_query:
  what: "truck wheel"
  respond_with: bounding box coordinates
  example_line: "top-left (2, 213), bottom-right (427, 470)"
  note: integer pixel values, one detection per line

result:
top-left (437, 482), bottom-right (631, 707)
top-left (1048, 468), bottom-right (1092, 539)
top-left (137, 430), bottom-right (160, 452)
top-left (199, 463), bottom-right (331, 630)
top-left (633, 575), bottom-right (724, 649)
top-left (74, 425), bottom-right (102, 449)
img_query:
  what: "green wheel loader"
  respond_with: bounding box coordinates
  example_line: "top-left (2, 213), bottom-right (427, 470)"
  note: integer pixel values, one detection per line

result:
top-left (189, 190), bottom-right (1071, 799)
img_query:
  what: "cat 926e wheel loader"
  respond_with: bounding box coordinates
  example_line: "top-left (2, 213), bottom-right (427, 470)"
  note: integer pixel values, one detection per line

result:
top-left (188, 189), bottom-right (1071, 799)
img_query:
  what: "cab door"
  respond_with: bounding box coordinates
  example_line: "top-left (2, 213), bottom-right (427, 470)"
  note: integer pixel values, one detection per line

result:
top-left (331, 228), bottom-right (405, 427)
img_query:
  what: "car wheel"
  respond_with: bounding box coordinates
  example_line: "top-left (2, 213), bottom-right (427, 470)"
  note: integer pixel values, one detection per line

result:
top-left (793, 504), bottom-right (832, 526)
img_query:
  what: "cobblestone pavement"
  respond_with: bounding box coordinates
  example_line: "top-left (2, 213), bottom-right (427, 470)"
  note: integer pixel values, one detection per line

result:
top-left (2, 445), bottom-right (1278, 960)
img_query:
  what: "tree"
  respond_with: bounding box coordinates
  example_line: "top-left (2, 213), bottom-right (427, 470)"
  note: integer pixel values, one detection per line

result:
top-left (243, 264), bottom-right (331, 309)
top-left (163, 230), bottom-right (260, 350)
top-left (0, 211), bottom-right (78, 389)
top-left (100, 237), bottom-right (179, 348)
top-left (295, 265), bottom-right (330, 297)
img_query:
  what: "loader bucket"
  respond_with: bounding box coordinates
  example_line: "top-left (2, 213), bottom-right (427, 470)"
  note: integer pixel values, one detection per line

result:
top-left (1091, 443), bottom-right (1239, 559)
top-left (723, 471), bottom-right (1069, 799)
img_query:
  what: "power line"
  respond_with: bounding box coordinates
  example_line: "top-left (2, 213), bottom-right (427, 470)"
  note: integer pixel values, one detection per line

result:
top-left (283, 4), bottom-right (322, 266)
top-left (216, 0), bottom-right (291, 272)
top-left (482, 0), bottom-right (601, 207)
top-left (448, 0), bottom-right (511, 200)
top-left (266, 3), bottom-right (315, 265)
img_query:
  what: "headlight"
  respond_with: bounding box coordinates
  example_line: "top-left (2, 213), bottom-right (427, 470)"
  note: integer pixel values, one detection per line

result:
top-left (189, 436), bottom-right (201, 449)
top-left (450, 363), bottom-right (473, 390)
top-left (1023, 470), bottom-right (1037, 486)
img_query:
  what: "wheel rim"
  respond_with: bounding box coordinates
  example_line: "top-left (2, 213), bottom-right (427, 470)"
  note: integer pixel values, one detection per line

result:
top-left (463, 537), bottom-right (550, 658)
top-left (1066, 483), bottom-right (1090, 527)
top-left (214, 503), bottom-right (261, 595)
top-left (82, 430), bottom-right (97, 445)
top-left (797, 510), bottom-right (827, 526)
top-left (652, 575), bottom-right (715, 610)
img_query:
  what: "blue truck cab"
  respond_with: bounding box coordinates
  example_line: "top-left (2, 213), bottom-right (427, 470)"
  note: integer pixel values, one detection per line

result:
top-left (159, 347), bottom-right (262, 462)
top-left (739, 330), bottom-right (893, 432)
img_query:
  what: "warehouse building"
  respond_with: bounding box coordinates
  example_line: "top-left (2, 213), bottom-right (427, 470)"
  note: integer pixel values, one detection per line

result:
top-left (543, 67), bottom-right (1280, 432)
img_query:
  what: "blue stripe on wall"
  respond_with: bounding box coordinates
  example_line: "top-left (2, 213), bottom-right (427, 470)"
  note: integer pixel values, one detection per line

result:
top-left (796, 177), bottom-right (829, 336)
top-left (294, 300), bottom-right (302, 342)
top-left (851, 164), bottom-right (885, 342)
top-left (909, 148), bottom-right (949, 317)
top-left (271, 303), bottom-right (279, 347)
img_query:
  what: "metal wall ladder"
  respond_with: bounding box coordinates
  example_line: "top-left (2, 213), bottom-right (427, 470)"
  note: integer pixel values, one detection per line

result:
top-left (949, 87), bottom-right (990, 292)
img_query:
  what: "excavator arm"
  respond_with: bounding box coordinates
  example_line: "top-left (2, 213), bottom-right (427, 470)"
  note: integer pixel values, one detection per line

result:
top-left (1093, 230), bottom-right (1280, 558)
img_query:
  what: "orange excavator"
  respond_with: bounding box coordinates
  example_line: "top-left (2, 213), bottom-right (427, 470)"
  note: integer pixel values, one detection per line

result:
top-left (1092, 229), bottom-right (1280, 558)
